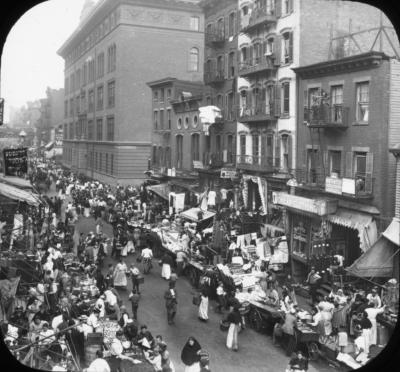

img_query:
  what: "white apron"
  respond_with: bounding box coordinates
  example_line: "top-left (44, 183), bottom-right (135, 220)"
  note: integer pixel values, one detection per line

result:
top-left (161, 264), bottom-right (171, 280)
top-left (198, 296), bottom-right (209, 320)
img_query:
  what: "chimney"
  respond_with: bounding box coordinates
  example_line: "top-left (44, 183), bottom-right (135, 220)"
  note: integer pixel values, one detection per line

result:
top-left (389, 144), bottom-right (400, 219)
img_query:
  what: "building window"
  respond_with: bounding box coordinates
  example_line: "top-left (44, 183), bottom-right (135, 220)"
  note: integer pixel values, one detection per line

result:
top-left (107, 80), bottom-right (115, 108)
top-left (96, 118), bottom-right (103, 141)
top-left (329, 150), bottom-right (342, 176)
top-left (76, 95), bottom-right (80, 114)
top-left (307, 149), bottom-right (319, 184)
top-left (193, 115), bottom-right (198, 128)
top-left (95, 152), bottom-right (98, 170)
top-left (281, 32), bottom-right (293, 64)
top-left (167, 109), bottom-right (171, 129)
top-left (177, 117), bottom-right (182, 129)
top-left (107, 43), bottom-right (116, 73)
top-left (266, 37), bottom-right (274, 56)
top-left (160, 88), bottom-right (165, 103)
top-left (70, 74), bottom-right (74, 92)
top-left (190, 16), bottom-right (200, 31)
top-left (88, 89), bottom-right (94, 112)
top-left (88, 58), bottom-right (95, 83)
top-left (152, 146), bottom-right (157, 165)
top-left (189, 47), bottom-right (199, 72)
top-left (97, 85), bottom-right (104, 110)
top-left (228, 12), bottom-right (235, 37)
top-left (63, 124), bottom-right (68, 139)
top-left (252, 134), bottom-right (260, 160)
top-left (107, 116), bottom-right (114, 141)
top-left (282, 0), bottom-right (293, 15)
top-left (215, 135), bottom-right (222, 160)
top-left (105, 153), bottom-right (109, 174)
top-left (281, 134), bottom-right (289, 170)
top-left (240, 134), bottom-right (246, 156)
top-left (281, 82), bottom-right (290, 115)
top-left (228, 52), bottom-right (235, 78)
top-left (99, 153), bottom-right (102, 171)
top-left (216, 94), bottom-right (223, 110)
top-left (176, 135), bottom-right (183, 169)
top-left (160, 110), bottom-right (164, 130)
top-left (65, 77), bottom-right (69, 95)
top-left (110, 154), bottom-right (114, 175)
top-left (64, 101), bottom-right (68, 118)
top-left (88, 120), bottom-right (94, 140)
top-left (227, 134), bottom-right (234, 163)
top-left (153, 91), bottom-right (158, 101)
top-left (356, 82), bottom-right (369, 122)
top-left (227, 92), bottom-right (234, 120)
top-left (154, 111), bottom-right (158, 129)
top-left (353, 152), bottom-right (370, 192)
top-left (191, 134), bottom-right (200, 166)
top-left (167, 89), bottom-right (172, 101)
top-left (69, 122), bottom-right (74, 139)
top-left (330, 85), bottom-right (343, 122)
top-left (97, 52), bottom-right (104, 78)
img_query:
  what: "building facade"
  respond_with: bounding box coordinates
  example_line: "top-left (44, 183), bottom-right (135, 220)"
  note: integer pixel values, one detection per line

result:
top-left (275, 52), bottom-right (400, 279)
top-left (58, 0), bottom-right (204, 185)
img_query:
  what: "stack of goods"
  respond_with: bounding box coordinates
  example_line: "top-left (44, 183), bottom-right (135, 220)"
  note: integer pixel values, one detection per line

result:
top-left (99, 320), bottom-right (121, 347)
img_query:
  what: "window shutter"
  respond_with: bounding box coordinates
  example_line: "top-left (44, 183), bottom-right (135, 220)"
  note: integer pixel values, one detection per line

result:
top-left (273, 35), bottom-right (281, 65)
top-left (289, 32), bottom-right (294, 63)
top-left (275, 0), bottom-right (282, 17)
top-left (287, 134), bottom-right (293, 171)
top-left (274, 134), bottom-right (281, 168)
top-left (365, 152), bottom-right (374, 193)
top-left (274, 83), bottom-right (281, 117)
top-left (345, 151), bottom-right (353, 178)
top-left (289, 0), bottom-right (294, 13)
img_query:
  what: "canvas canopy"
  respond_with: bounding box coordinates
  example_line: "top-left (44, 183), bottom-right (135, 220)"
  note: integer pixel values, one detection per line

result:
top-left (180, 207), bottom-right (215, 222)
top-left (0, 182), bottom-right (41, 206)
top-left (147, 183), bottom-right (170, 201)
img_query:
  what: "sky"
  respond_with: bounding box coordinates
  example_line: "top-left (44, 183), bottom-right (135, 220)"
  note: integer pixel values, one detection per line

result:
top-left (0, 0), bottom-right (92, 122)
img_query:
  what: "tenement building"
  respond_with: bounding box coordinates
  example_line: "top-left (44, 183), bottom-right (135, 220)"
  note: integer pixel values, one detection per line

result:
top-left (58, 0), bottom-right (204, 185)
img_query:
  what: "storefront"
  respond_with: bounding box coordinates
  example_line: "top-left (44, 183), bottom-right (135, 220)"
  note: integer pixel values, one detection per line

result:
top-left (272, 191), bottom-right (379, 280)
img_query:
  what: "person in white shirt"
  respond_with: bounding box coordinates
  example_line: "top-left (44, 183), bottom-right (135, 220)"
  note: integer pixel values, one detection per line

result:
top-left (141, 247), bottom-right (153, 259)
top-left (77, 316), bottom-right (94, 339)
top-left (38, 322), bottom-right (55, 346)
top-left (104, 288), bottom-right (120, 319)
top-left (95, 295), bottom-right (106, 318)
top-left (144, 347), bottom-right (162, 371)
top-left (87, 309), bottom-right (101, 331)
top-left (51, 313), bottom-right (64, 331)
top-left (84, 350), bottom-right (111, 372)
top-left (366, 288), bottom-right (382, 308)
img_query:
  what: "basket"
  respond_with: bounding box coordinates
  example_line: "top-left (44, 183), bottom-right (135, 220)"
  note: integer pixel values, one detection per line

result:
top-left (220, 320), bottom-right (230, 331)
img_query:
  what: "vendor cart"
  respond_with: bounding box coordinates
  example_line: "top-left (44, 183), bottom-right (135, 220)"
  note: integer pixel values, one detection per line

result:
top-left (247, 299), bottom-right (285, 334)
top-left (293, 326), bottom-right (320, 361)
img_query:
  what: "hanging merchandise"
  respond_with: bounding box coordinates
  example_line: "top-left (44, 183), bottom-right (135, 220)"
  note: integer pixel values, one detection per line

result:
top-left (207, 190), bottom-right (216, 206)
top-left (242, 181), bottom-right (248, 208)
top-left (175, 193), bottom-right (185, 212)
top-left (257, 177), bottom-right (267, 214)
top-left (220, 188), bottom-right (227, 200)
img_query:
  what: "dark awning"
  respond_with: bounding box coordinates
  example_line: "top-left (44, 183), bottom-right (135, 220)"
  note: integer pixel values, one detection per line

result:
top-left (346, 236), bottom-right (399, 278)
top-left (146, 183), bottom-right (170, 201)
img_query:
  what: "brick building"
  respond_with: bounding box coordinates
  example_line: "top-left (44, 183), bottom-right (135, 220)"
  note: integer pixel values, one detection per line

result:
top-left (274, 51), bottom-right (400, 279)
top-left (58, 0), bottom-right (204, 185)
top-left (198, 0), bottom-right (239, 191)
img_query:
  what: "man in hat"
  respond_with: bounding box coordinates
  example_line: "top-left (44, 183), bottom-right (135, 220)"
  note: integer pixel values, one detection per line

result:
top-left (164, 282), bottom-right (178, 325)
top-left (366, 288), bottom-right (382, 308)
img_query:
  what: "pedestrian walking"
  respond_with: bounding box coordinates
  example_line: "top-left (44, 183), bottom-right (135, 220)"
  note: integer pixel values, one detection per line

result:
top-left (128, 289), bottom-right (140, 320)
top-left (113, 258), bottom-right (128, 289)
top-left (181, 337), bottom-right (202, 372)
top-left (164, 282), bottom-right (177, 325)
top-left (198, 290), bottom-right (209, 322)
top-left (216, 282), bottom-right (226, 313)
top-left (129, 264), bottom-right (141, 294)
top-left (226, 307), bottom-right (241, 352)
top-left (161, 252), bottom-right (173, 280)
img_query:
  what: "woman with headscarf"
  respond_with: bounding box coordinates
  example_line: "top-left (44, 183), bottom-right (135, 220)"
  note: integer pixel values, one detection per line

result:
top-left (181, 336), bottom-right (202, 372)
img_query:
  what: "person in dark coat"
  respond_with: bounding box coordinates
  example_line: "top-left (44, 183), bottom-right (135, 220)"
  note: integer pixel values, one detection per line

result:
top-left (164, 282), bottom-right (178, 325)
top-left (181, 336), bottom-right (202, 372)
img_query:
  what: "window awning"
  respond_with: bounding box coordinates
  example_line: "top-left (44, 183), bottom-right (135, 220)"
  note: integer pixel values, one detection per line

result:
top-left (0, 182), bottom-right (42, 206)
top-left (327, 208), bottom-right (377, 252)
top-left (346, 236), bottom-right (399, 278)
top-left (180, 207), bottom-right (215, 222)
top-left (146, 183), bottom-right (170, 201)
top-left (382, 217), bottom-right (400, 246)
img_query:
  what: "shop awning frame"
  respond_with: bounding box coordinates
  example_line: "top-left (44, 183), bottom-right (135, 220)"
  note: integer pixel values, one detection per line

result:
top-left (146, 183), bottom-right (170, 201)
top-left (0, 182), bottom-right (42, 207)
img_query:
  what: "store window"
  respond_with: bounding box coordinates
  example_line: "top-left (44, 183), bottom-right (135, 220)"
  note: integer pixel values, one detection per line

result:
top-left (329, 150), bottom-right (342, 176)
top-left (356, 81), bottom-right (369, 123)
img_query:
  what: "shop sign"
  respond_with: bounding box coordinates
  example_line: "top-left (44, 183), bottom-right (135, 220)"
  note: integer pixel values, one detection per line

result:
top-left (342, 178), bottom-right (356, 195)
top-left (3, 147), bottom-right (28, 176)
top-left (325, 176), bottom-right (343, 195)
top-left (193, 161), bottom-right (204, 169)
top-left (220, 168), bottom-right (238, 178)
top-left (272, 191), bottom-right (337, 216)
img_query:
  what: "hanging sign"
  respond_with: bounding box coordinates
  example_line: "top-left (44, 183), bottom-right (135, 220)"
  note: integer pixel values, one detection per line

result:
top-left (220, 168), bottom-right (238, 178)
top-left (3, 148), bottom-right (28, 176)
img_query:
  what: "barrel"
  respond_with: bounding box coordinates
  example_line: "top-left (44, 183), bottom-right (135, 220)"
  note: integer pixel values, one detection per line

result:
top-left (84, 343), bottom-right (102, 365)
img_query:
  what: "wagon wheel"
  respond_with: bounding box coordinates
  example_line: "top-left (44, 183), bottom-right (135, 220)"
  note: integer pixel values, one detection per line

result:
top-left (249, 309), bottom-right (263, 332)
top-left (307, 342), bottom-right (320, 361)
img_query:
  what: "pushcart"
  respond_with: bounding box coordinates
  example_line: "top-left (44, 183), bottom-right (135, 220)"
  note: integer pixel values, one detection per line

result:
top-left (248, 299), bottom-right (285, 333)
top-left (293, 327), bottom-right (320, 360)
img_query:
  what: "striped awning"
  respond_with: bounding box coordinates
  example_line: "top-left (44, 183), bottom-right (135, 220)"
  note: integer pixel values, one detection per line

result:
top-left (0, 182), bottom-right (42, 206)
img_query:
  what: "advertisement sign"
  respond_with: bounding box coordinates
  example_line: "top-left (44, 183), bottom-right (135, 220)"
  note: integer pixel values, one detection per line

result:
top-left (220, 168), bottom-right (238, 179)
top-left (3, 148), bottom-right (28, 176)
top-left (325, 176), bottom-right (343, 195)
top-left (272, 191), bottom-right (337, 216)
top-left (342, 178), bottom-right (356, 195)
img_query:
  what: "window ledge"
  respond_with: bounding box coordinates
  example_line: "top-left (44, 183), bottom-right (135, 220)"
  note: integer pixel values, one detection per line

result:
top-left (352, 121), bottom-right (369, 126)
top-left (280, 114), bottom-right (290, 119)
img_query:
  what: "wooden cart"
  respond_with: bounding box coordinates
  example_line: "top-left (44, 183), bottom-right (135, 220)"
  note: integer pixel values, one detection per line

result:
top-left (293, 326), bottom-right (320, 360)
top-left (247, 299), bottom-right (285, 334)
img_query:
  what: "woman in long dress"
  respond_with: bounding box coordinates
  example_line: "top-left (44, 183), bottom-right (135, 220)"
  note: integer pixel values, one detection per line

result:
top-left (181, 337), bottom-right (201, 372)
top-left (161, 253), bottom-right (173, 280)
top-left (198, 291), bottom-right (209, 322)
top-left (365, 304), bottom-right (385, 346)
top-left (226, 307), bottom-right (241, 351)
top-left (113, 258), bottom-right (128, 288)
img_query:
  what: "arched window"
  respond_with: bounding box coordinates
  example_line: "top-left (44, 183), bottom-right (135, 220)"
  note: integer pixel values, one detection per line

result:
top-left (189, 47), bottom-right (199, 72)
